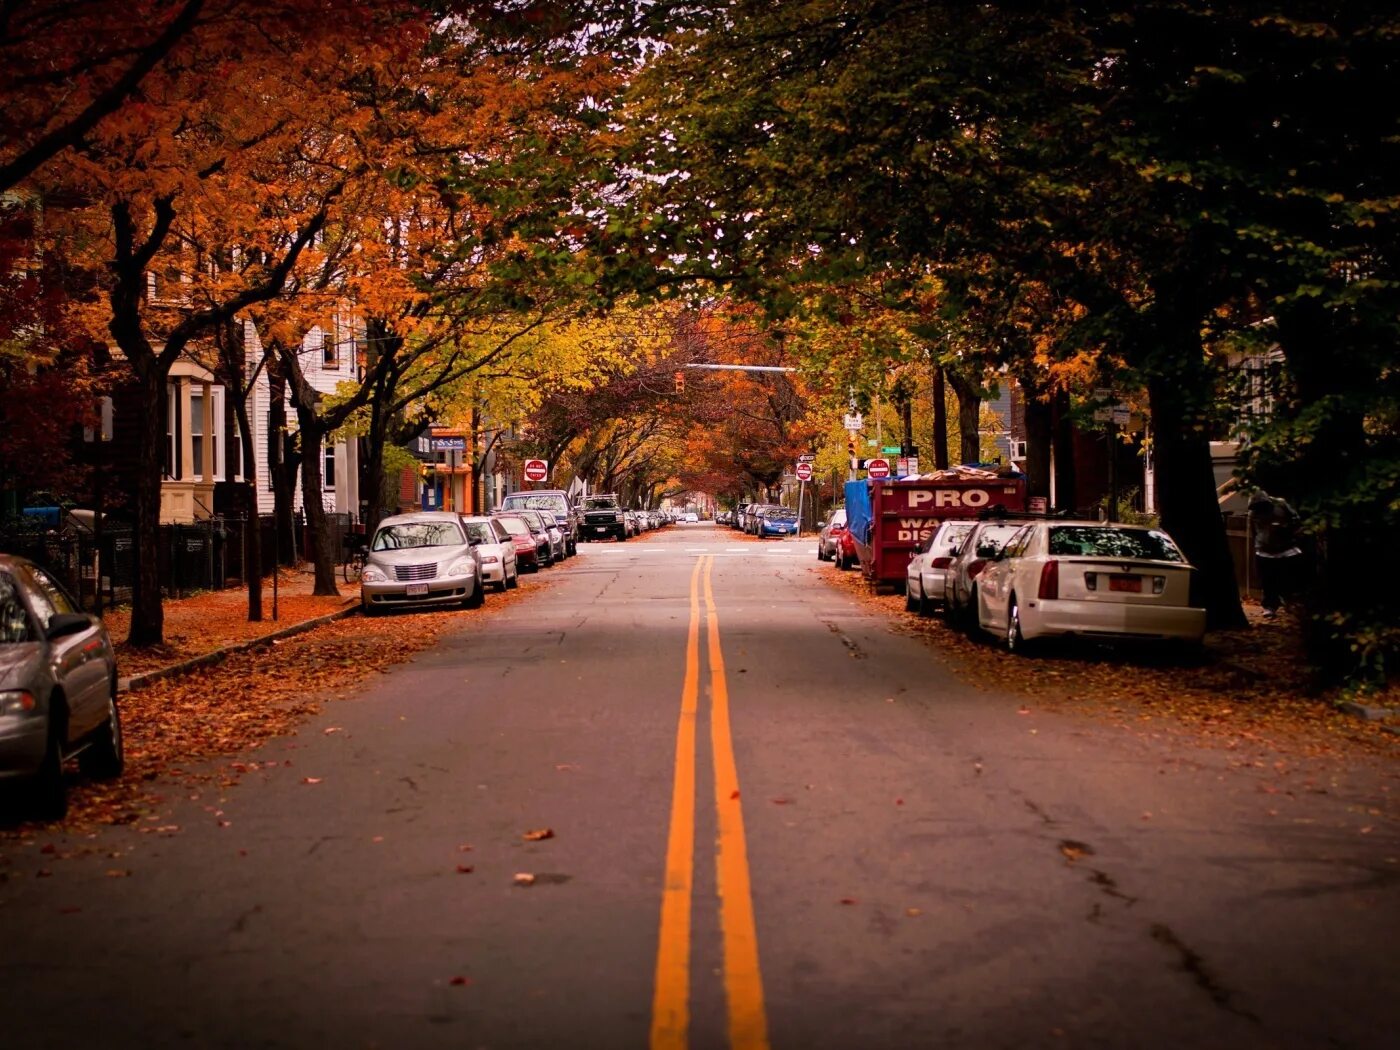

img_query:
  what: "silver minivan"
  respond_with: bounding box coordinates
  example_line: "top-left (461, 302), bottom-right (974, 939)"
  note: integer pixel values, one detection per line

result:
top-left (360, 512), bottom-right (485, 614)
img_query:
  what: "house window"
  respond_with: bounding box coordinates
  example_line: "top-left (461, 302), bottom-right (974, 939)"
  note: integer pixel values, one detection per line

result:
top-left (323, 331), bottom-right (338, 369)
top-left (324, 445), bottom-right (336, 489)
top-left (189, 387), bottom-right (224, 480)
top-left (165, 387), bottom-right (176, 479)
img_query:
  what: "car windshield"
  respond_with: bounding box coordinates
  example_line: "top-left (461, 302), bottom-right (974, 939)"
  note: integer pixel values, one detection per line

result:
top-left (505, 495), bottom-right (566, 512)
top-left (1048, 526), bottom-right (1185, 562)
top-left (495, 516), bottom-right (531, 537)
top-left (0, 573), bottom-right (34, 644)
top-left (372, 521), bottom-right (464, 551)
top-left (829, 511), bottom-right (846, 526)
top-left (583, 497), bottom-right (617, 509)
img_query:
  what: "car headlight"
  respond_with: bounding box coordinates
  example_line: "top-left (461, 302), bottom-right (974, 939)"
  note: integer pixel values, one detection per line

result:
top-left (447, 559), bottom-right (477, 577)
top-left (0, 690), bottom-right (37, 715)
top-left (362, 568), bottom-right (387, 583)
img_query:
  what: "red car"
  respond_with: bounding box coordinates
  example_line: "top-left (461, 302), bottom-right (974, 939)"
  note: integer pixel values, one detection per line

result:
top-left (817, 510), bottom-right (857, 569)
top-left (494, 514), bottom-right (542, 572)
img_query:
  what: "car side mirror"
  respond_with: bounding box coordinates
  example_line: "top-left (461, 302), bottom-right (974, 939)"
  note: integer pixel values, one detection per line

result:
top-left (47, 612), bottom-right (94, 640)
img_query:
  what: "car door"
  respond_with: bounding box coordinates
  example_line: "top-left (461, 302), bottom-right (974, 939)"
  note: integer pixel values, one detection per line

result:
top-left (26, 566), bottom-right (109, 737)
top-left (979, 525), bottom-right (1030, 630)
top-left (491, 519), bottom-right (516, 574)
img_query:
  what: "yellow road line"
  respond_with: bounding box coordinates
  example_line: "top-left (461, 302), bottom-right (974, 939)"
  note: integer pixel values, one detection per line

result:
top-left (650, 557), bottom-right (704, 1050)
top-left (704, 557), bottom-right (771, 1050)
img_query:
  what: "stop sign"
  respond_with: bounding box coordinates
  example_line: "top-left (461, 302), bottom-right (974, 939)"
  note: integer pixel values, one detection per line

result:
top-left (866, 458), bottom-right (890, 479)
top-left (523, 459), bottom-right (549, 482)
top-left (795, 462), bottom-right (813, 482)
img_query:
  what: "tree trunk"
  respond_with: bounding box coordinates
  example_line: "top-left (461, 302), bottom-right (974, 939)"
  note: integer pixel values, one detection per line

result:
top-left (1148, 372), bottom-right (1246, 630)
top-left (1052, 389), bottom-right (1078, 512)
top-left (931, 364), bottom-right (949, 470)
top-left (127, 365), bottom-right (166, 646)
top-left (1023, 381), bottom-right (1053, 502)
top-left (295, 408), bottom-right (339, 596)
top-left (233, 393), bottom-right (262, 622)
top-left (945, 368), bottom-right (981, 465)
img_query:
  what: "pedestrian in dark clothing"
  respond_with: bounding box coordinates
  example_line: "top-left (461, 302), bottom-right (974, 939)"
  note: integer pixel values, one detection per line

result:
top-left (1248, 494), bottom-right (1302, 617)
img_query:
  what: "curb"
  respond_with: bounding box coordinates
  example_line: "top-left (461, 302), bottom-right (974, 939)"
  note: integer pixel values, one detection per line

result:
top-left (118, 603), bottom-right (360, 693)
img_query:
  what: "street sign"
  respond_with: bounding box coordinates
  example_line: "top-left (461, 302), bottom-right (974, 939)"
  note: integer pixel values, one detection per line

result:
top-left (843, 412), bottom-right (863, 431)
top-left (1029, 496), bottom-right (1048, 513)
top-left (797, 453), bottom-right (816, 463)
top-left (866, 458), bottom-right (891, 479)
top-left (795, 462), bottom-right (813, 482)
top-left (896, 457), bottom-right (908, 475)
top-left (882, 446), bottom-right (901, 454)
top-left (523, 459), bottom-right (549, 482)
top-left (430, 436), bottom-right (465, 451)
top-left (906, 456), bottom-right (919, 475)
top-left (1112, 404), bottom-right (1131, 425)
top-left (1093, 407), bottom-right (1113, 422)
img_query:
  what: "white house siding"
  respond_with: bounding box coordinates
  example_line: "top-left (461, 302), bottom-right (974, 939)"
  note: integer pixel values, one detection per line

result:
top-left (243, 319), bottom-right (360, 519)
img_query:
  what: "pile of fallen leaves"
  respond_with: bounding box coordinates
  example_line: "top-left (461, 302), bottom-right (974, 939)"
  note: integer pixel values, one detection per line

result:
top-left (21, 581), bottom-right (541, 832)
top-left (105, 568), bottom-right (353, 676)
top-left (815, 565), bottom-right (1398, 758)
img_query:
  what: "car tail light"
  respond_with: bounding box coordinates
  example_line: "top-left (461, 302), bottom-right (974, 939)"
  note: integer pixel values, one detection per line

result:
top-left (931, 557), bottom-right (952, 569)
top-left (967, 559), bottom-right (987, 579)
top-left (1038, 560), bottom-right (1059, 600)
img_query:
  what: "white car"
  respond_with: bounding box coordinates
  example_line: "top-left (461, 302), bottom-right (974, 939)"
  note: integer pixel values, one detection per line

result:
top-left (904, 520), bottom-right (976, 615)
top-left (974, 520), bottom-right (1206, 652)
top-left (459, 515), bottom-right (519, 591)
top-left (946, 521), bottom-right (1028, 628)
top-left (684, 512), bottom-right (699, 523)
top-left (360, 512), bottom-right (486, 614)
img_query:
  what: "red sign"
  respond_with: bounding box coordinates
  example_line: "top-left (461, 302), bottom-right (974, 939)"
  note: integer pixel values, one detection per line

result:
top-left (523, 459), bottom-right (549, 483)
top-left (795, 462), bottom-right (813, 482)
top-left (866, 458), bottom-right (890, 479)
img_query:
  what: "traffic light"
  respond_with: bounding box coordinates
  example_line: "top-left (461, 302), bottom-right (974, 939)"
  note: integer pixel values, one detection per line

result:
top-left (674, 369), bottom-right (685, 393)
top-left (847, 436), bottom-right (856, 459)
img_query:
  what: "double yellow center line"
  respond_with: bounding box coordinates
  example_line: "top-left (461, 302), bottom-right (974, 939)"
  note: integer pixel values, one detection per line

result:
top-left (651, 556), bottom-right (769, 1050)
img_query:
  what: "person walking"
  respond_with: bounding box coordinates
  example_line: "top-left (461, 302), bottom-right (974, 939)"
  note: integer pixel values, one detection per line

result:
top-left (1248, 493), bottom-right (1302, 618)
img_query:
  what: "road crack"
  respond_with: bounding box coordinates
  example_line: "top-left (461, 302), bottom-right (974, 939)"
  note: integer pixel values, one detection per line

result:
top-left (1150, 922), bottom-right (1261, 1024)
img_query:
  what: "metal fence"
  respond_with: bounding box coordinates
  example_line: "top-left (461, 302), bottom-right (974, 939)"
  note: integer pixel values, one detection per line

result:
top-left (0, 511), bottom-right (313, 611)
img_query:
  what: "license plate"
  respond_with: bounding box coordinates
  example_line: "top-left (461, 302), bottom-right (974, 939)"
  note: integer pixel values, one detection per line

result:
top-left (406, 583), bottom-right (429, 597)
top-left (1108, 575), bottom-right (1142, 593)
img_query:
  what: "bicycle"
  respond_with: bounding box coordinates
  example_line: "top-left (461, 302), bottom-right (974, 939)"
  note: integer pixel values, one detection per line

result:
top-left (342, 535), bottom-right (368, 583)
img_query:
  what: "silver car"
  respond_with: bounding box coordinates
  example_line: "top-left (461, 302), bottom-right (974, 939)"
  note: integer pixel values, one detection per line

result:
top-left (459, 515), bottom-right (519, 591)
top-left (905, 520), bottom-right (977, 616)
top-left (0, 554), bottom-right (123, 819)
top-left (946, 522), bottom-right (1028, 628)
top-left (360, 512), bottom-right (486, 614)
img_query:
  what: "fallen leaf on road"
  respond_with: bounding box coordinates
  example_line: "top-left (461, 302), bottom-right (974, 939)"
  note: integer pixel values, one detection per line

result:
top-left (456, 865), bottom-right (474, 874)
top-left (449, 976), bottom-right (472, 987)
top-left (839, 897), bottom-right (857, 905)
top-left (301, 777), bottom-right (322, 785)
top-left (906, 908), bottom-right (923, 917)
top-left (770, 798), bottom-right (791, 805)
top-left (105, 869), bottom-right (131, 878)
top-left (522, 828), bottom-right (554, 842)
top-left (514, 873), bottom-right (536, 886)
top-left (323, 727), bottom-right (343, 735)
top-left (730, 790), bottom-right (740, 800)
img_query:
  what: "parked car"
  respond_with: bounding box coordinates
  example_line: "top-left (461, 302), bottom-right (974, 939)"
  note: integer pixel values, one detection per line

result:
top-left (974, 520), bottom-right (1206, 652)
top-left (458, 515), bottom-right (519, 591)
top-left (732, 504), bottom-right (749, 529)
top-left (517, 509), bottom-right (566, 564)
top-left (757, 506), bottom-right (799, 538)
top-left (580, 494), bottom-right (628, 542)
top-left (493, 514), bottom-right (544, 571)
top-left (361, 511), bottom-right (486, 614)
top-left (904, 520), bottom-right (977, 615)
top-left (817, 509), bottom-right (847, 561)
top-left (0, 554), bottom-right (123, 819)
top-left (499, 490), bottom-right (579, 555)
top-left (946, 521), bottom-right (1028, 628)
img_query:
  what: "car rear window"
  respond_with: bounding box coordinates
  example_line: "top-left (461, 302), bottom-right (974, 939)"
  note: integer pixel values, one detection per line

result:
top-left (769, 510), bottom-right (798, 521)
top-left (372, 521), bottom-right (464, 550)
top-left (495, 515), bottom-right (531, 536)
top-left (1048, 526), bottom-right (1185, 562)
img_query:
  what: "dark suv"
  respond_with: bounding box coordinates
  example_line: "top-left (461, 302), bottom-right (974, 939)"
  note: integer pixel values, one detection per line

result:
top-left (580, 493), bottom-right (627, 542)
top-left (500, 490), bottom-right (579, 555)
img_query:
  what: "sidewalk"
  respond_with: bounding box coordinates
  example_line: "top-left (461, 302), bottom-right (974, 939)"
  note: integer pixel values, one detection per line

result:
top-left (104, 566), bottom-right (359, 688)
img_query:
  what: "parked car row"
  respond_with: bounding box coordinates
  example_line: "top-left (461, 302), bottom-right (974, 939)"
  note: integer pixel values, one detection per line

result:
top-left (360, 505), bottom-right (582, 614)
top-left (900, 517), bottom-right (1207, 651)
top-left (726, 503), bottom-right (801, 538)
top-left (577, 493), bottom-right (677, 541)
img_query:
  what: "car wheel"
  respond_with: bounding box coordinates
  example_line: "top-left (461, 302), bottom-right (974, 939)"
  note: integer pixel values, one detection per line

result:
top-left (1006, 595), bottom-right (1032, 654)
top-left (464, 579), bottom-right (487, 613)
top-left (905, 582), bottom-right (919, 612)
top-left (78, 681), bottom-right (124, 780)
top-left (507, 568), bottom-right (520, 589)
top-left (918, 584), bottom-right (932, 618)
top-left (31, 706), bottom-right (68, 821)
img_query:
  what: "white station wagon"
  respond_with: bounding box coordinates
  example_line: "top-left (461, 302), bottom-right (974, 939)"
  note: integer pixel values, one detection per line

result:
top-left (974, 520), bottom-right (1206, 651)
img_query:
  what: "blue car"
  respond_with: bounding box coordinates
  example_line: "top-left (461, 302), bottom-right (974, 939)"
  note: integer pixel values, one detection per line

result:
top-left (759, 508), bottom-right (799, 538)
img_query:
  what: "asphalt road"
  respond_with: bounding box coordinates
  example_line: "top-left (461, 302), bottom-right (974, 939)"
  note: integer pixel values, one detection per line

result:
top-left (2, 523), bottom-right (1397, 1050)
